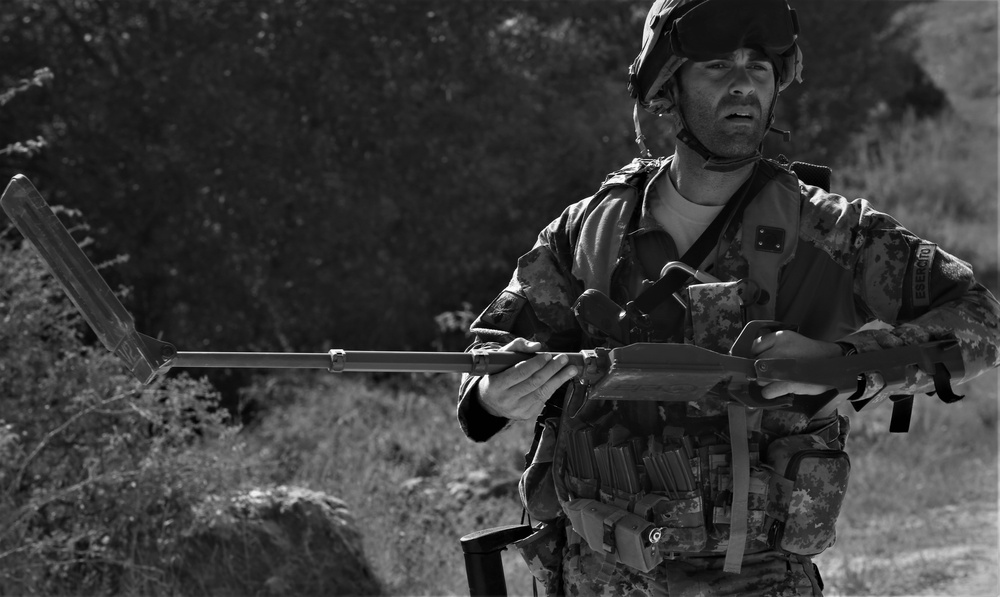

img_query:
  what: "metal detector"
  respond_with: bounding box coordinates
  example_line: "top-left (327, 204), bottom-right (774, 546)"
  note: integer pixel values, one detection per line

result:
top-left (0, 174), bottom-right (548, 384)
top-left (1, 174), bottom-right (964, 399)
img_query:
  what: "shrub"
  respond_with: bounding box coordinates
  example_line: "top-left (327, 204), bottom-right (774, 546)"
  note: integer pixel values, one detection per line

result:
top-left (0, 234), bottom-right (246, 595)
top-left (834, 108), bottom-right (999, 289)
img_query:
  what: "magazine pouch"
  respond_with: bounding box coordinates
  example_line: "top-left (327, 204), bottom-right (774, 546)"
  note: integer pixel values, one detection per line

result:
top-left (765, 434), bottom-right (850, 556)
top-left (564, 498), bottom-right (662, 573)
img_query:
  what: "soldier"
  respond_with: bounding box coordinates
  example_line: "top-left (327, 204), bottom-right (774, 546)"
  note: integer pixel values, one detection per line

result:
top-left (457, 0), bottom-right (1000, 595)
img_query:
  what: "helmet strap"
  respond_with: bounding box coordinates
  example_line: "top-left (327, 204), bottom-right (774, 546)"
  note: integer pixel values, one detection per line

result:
top-left (675, 83), bottom-right (783, 173)
top-left (676, 126), bottom-right (762, 172)
top-left (632, 103), bottom-right (653, 158)
top-left (631, 78), bottom-right (789, 171)
top-left (672, 97), bottom-right (762, 173)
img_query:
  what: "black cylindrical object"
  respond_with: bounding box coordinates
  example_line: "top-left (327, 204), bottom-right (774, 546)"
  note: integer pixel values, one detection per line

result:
top-left (460, 524), bottom-right (534, 597)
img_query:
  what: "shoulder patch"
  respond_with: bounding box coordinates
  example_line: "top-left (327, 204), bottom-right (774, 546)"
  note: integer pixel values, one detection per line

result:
top-left (598, 157), bottom-right (666, 192)
top-left (799, 186), bottom-right (867, 268)
top-left (912, 242), bottom-right (937, 308)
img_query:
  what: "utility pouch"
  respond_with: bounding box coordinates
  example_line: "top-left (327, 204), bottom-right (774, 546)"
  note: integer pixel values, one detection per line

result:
top-left (686, 280), bottom-right (748, 353)
top-left (639, 491), bottom-right (708, 553)
top-left (564, 498), bottom-right (662, 573)
top-left (519, 417), bottom-right (562, 522)
top-left (513, 519), bottom-right (566, 594)
top-left (765, 434), bottom-right (850, 556)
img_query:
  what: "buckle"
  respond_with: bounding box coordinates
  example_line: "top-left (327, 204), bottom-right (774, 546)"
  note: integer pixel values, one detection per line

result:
top-left (327, 349), bottom-right (347, 373)
top-left (470, 349), bottom-right (491, 376)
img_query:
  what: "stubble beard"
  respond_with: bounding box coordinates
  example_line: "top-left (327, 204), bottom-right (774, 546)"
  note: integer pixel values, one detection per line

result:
top-left (678, 91), bottom-right (772, 159)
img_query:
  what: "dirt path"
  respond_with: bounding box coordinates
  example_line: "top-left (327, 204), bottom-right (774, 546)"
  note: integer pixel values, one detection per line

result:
top-left (818, 500), bottom-right (999, 596)
top-left (909, 501), bottom-right (998, 597)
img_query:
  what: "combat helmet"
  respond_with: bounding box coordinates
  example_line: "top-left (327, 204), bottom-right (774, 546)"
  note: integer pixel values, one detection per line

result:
top-left (627, 0), bottom-right (804, 170)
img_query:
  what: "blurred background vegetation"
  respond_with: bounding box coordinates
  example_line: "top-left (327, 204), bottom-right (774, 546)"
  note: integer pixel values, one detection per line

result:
top-left (1, 0), bottom-right (997, 595)
top-left (3, 0), bottom-right (993, 362)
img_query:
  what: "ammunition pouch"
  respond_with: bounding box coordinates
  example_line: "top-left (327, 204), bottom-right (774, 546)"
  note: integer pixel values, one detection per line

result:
top-left (765, 434), bottom-right (851, 556)
top-left (564, 499), bottom-right (662, 573)
top-left (548, 385), bottom-right (852, 573)
top-left (686, 280), bottom-right (751, 353)
top-left (514, 316), bottom-right (956, 575)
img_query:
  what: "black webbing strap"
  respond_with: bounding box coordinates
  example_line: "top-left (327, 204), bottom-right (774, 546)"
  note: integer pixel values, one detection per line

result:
top-left (888, 395), bottom-right (914, 433)
top-left (932, 363), bottom-right (964, 403)
top-left (884, 362), bottom-right (963, 433)
top-left (789, 161), bottom-right (831, 192)
top-left (627, 162), bottom-right (778, 320)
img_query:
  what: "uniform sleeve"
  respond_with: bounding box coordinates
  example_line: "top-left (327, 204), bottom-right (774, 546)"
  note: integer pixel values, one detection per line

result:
top-left (457, 202), bottom-right (590, 442)
top-left (801, 187), bottom-right (1000, 406)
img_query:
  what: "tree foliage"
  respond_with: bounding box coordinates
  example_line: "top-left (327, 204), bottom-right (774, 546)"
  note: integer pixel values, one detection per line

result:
top-left (0, 0), bottom-right (939, 361)
top-left (0, 233), bottom-right (242, 595)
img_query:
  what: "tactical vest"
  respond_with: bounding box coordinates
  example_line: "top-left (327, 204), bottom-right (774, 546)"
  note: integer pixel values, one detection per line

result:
top-left (519, 158), bottom-right (851, 578)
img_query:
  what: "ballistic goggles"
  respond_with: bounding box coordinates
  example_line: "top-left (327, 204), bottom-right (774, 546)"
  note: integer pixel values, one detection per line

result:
top-left (631, 0), bottom-right (801, 105)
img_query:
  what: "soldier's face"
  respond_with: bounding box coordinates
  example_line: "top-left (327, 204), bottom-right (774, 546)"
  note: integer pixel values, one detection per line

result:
top-left (675, 48), bottom-right (777, 159)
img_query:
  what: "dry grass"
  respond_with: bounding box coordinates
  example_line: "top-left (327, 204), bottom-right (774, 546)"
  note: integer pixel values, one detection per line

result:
top-left (833, 109), bottom-right (998, 289)
top-left (237, 373), bottom-right (536, 596)
top-left (231, 366), bottom-right (998, 596)
top-left (221, 108), bottom-right (1000, 596)
top-left (816, 370), bottom-right (999, 596)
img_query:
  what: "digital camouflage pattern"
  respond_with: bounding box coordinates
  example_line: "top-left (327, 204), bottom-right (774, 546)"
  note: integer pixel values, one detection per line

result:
top-left (764, 435), bottom-right (849, 556)
top-left (686, 281), bottom-right (747, 353)
top-left (777, 451), bottom-right (849, 555)
top-left (457, 157), bottom-right (1000, 594)
top-left (563, 530), bottom-right (821, 597)
top-left (515, 521), bottom-right (566, 594)
top-left (459, 158), bottom-right (1000, 425)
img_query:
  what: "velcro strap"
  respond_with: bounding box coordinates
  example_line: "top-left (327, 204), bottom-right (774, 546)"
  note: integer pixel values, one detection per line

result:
top-left (602, 510), bottom-right (628, 554)
top-left (932, 363), bottom-right (964, 403)
top-left (595, 550), bottom-right (619, 584)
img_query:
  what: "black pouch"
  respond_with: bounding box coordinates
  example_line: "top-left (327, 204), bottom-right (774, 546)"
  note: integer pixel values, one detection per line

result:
top-left (765, 434), bottom-right (850, 556)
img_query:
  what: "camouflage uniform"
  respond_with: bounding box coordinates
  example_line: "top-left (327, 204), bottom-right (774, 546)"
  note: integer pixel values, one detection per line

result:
top-left (458, 157), bottom-right (1000, 596)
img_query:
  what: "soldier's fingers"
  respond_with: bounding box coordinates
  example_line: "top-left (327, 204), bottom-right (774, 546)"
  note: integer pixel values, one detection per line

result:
top-left (535, 363), bottom-right (579, 398)
top-left (511, 356), bottom-right (578, 401)
top-left (761, 381), bottom-right (834, 399)
top-left (520, 353), bottom-right (576, 391)
top-left (492, 353), bottom-right (555, 391)
top-left (750, 333), bottom-right (776, 357)
top-left (508, 394), bottom-right (547, 421)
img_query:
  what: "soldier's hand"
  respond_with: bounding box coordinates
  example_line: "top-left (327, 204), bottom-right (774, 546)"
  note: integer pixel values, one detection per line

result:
top-left (751, 330), bottom-right (841, 400)
top-left (477, 338), bottom-right (579, 421)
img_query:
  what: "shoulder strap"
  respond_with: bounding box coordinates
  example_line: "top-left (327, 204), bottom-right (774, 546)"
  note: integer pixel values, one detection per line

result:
top-left (570, 158), bottom-right (667, 296)
top-left (628, 161), bottom-right (780, 319)
top-left (596, 157), bottom-right (666, 194)
top-left (788, 160), bottom-right (832, 192)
